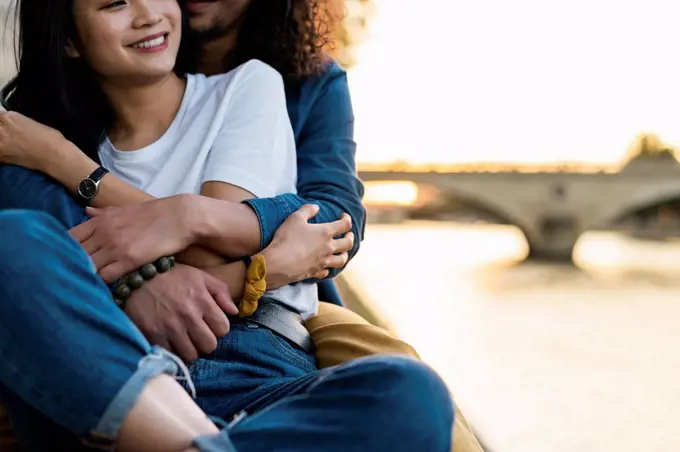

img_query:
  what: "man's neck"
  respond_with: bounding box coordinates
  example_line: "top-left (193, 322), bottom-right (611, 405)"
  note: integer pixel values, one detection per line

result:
top-left (101, 74), bottom-right (187, 151)
top-left (196, 30), bottom-right (238, 76)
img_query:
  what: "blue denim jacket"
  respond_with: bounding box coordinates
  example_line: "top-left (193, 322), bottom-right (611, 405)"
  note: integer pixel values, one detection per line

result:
top-left (0, 61), bottom-right (365, 306)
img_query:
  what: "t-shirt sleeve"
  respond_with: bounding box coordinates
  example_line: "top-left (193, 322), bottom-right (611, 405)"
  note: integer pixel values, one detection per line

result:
top-left (202, 60), bottom-right (293, 199)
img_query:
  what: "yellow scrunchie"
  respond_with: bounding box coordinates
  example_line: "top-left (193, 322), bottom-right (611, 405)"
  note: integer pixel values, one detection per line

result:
top-left (239, 254), bottom-right (267, 317)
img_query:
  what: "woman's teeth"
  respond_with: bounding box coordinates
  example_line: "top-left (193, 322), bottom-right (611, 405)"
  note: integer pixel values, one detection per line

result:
top-left (132, 35), bottom-right (165, 49)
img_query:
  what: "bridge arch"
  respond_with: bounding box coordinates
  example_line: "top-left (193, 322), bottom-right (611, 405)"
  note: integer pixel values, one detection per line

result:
top-left (433, 188), bottom-right (531, 230)
top-left (592, 184), bottom-right (680, 228)
top-left (360, 172), bottom-right (584, 259)
top-left (409, 181), bottom-right (540, 250)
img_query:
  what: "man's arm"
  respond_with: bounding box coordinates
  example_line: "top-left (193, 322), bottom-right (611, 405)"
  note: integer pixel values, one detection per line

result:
top-left (243, 62), bottom-right (366, 278)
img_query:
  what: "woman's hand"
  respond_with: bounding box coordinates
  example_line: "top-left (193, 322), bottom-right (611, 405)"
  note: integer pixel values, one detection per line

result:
top-left (0, 111), bottom-right (65, 171)
top-left (263, 204), bottom-right (355, 289)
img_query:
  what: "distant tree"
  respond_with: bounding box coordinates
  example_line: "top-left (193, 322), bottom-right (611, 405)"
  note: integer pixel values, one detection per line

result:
top-left (322, 0), bottom-right (375, 68)
top-left (624, 133), bottom-right (678, 163)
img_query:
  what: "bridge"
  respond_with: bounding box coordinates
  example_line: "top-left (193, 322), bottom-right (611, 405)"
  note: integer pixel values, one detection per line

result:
top-left (359, 159), bottom-right (680, 260)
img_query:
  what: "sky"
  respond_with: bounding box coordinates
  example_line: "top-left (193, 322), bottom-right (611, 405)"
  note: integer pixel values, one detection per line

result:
top-left (348, 0), bottom-right (680, 165)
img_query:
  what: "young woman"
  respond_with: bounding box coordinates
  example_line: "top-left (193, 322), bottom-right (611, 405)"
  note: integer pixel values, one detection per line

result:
top-left (0, 0), bottom-right (453, 451)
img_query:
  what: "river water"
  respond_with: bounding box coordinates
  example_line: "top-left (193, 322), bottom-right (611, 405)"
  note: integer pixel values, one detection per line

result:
top-left (342, 221), bottom-right (680, 452)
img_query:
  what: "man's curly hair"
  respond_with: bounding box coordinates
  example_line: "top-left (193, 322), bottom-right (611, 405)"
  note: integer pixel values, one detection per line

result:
top-left (234, 0), bottom-right (334, 81)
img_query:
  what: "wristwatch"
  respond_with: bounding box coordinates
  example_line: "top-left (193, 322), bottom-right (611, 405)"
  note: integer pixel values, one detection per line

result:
top-left (76, 167), bottom-right (109, 206)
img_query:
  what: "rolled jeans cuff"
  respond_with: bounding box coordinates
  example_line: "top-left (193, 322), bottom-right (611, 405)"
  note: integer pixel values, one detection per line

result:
top-left (82, 346), bottom-right (181, 450)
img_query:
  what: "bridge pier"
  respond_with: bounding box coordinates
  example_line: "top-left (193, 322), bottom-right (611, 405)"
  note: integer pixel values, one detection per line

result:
top-left (526, 244), bottom-right (576, 262)
top-left (523, 217), bottom-right (582, 262)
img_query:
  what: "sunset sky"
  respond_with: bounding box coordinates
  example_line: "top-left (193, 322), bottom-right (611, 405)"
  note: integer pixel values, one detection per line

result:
top-left (348, 0), bottom-right (680, 165)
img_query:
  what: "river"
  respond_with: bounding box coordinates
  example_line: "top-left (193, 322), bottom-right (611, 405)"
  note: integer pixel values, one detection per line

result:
top-left (342, 221), bottom-right (680, 452)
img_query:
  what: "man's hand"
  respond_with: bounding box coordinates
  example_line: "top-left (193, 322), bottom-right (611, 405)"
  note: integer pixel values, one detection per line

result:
top-left (264, 204), bottom-right (354, 289)
top-left (125, 264), bottom-right (239, 362)
top-left (69, 195), bottom-right (197, 282)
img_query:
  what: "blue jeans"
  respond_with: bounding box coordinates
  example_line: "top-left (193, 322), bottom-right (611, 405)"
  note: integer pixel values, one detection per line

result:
top-left (0, 192), bottom-right (454, 450)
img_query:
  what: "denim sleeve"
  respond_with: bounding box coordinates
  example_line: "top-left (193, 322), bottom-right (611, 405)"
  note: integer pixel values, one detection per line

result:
top-left (0, 165), bottom-right (89, 229)
top-left (0, 165), bottom-right (118, 289)
top-left (244, 64), bottom-right (366, 279)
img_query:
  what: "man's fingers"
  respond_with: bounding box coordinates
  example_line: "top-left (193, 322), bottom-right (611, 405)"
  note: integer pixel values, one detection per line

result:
top-left (294, 204), bottom-right (320, 221)
top-left (204, 274), bottom-right (238, 315)
top-left (204, 309), bottom-right (230, 338)
top-left (90, 246), bottom-right (116, 271)
top-left (69, 221), bottom-right (95, 244)
top-left (332, 232), bottom-right (354, 253)
top-left (145, 332), bottom-right (172, 352)
top-left (325, 252), bottom-right (349, 269)
top-left (214, 291), bottom-right (238, 315)
top-left (187, 320), bottom-right (219, 356)
top-left (329, 214), bottom-right (352, 236)
top-left (80, 236), bottom-right (104, 256)
top-left (98, 260), bottom-right (129, 284)
top-left (168, 326), bottom-right (199, 362)
top-left (202, 290), bottom-right (231, 337)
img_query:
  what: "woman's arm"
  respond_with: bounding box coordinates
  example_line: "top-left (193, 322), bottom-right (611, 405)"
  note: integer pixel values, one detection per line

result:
top-left (38, 137), bottom-right (255, 268)
top-left (0, 110), bottom-right (257, 267)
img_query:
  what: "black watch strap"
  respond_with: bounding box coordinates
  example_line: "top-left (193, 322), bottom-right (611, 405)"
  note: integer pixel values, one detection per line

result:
top-left (89, 167), bottom-right (109, 183)
top-left (76, 166), bottom-right (109, 206)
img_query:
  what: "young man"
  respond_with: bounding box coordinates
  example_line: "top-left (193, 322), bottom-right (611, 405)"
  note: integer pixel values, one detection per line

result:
top-left (182, 2), bottom-right (484, 450)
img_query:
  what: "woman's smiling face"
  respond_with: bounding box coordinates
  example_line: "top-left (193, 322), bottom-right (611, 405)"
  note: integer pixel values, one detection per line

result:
top-left (70, 0), bottom-right (182, 82)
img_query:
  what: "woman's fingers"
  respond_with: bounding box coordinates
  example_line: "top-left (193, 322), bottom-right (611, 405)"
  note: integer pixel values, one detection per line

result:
top-left (313, 269), bottom-right (330, 279)
top-left (327, 214), bottom-right (352, 237)
top-left (332, 232), bottom-right (354, 253)
top-left (293, 204), bottom-right (320, 221)
top-left (325, 252), bottom-right (348, 269)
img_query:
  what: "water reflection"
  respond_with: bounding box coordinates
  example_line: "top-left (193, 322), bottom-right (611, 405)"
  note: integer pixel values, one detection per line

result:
top-left (343, 222), bottom-right (680, 452)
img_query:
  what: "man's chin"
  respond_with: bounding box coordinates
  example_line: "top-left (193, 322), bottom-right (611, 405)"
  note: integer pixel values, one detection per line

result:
top-left (188, 22), bottom-right (232, 43)
top-left (188, 18), bottom-right (211, 33)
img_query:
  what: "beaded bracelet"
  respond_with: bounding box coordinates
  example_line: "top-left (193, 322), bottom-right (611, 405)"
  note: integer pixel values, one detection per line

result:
top-left (113, 256), bottom-right (176, 308)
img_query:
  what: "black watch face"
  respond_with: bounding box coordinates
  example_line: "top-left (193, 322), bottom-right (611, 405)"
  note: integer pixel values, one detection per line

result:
top-left (79, 179), bottom-right (97, 198)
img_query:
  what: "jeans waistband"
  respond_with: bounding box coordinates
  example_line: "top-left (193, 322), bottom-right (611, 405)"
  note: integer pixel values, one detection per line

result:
top-left (231, 300), bottom-right (314, 354)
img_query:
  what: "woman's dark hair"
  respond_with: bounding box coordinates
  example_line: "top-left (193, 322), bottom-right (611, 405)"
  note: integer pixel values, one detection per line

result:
top-left (233, 0), bottom-right (332, 82)
top-left (0, 0), bottom-right (195, 161)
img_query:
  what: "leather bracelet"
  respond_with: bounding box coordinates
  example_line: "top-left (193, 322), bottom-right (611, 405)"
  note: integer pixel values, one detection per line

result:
top-left (113, 256), bottom-right (176, 308)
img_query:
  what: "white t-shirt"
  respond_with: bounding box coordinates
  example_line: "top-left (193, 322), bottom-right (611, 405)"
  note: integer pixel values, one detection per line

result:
top-left (98, 59), bottom-right (318, 319)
